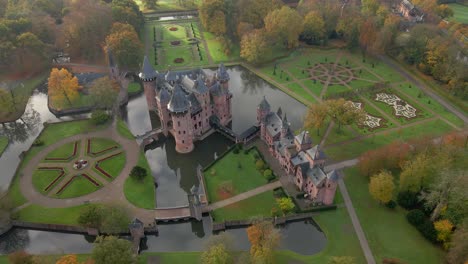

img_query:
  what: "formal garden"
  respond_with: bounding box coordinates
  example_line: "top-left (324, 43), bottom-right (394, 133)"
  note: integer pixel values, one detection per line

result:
top-left (448, 3), bottom-right (468, 24)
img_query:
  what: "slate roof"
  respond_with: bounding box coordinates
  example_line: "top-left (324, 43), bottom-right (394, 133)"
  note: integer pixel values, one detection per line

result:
top-left (188, 93), bottom-right (202, 113)
top-left (209, 81), bottom-right (226, 96)
top-left (258, 96), bottom-right (271, 111)
top-left (139, 56), bottom-right (158, 80)
top-left (217, 63), bottom-right (230, 81)
top-left (282, 114), bottom-right (290, 129)
top-left (306, 145), bottom-right (326, 161)
top-left (327, 170), bottom-right (340, 182)
top-left (295, 131), bottom-right (312, 145)
top-left (306, 167), bottom-right (327, 186)
top-left (194, 75), bottom-right (208, 94)
top-left (168, 83), bottom-right (189, 113)
top-left (277, 107), bottom-right (283, 117)
top-left (158, 87), bottom-right (171, 102)
top-left (265, 112), bottom-right (282, 137)
top-left (291, 151), bottom-right (309, 167)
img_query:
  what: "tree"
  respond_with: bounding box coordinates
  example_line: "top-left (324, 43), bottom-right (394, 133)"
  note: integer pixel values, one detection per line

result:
top-left (0, 88), bottom-right (14, 114)
top-left (329, 256), bottom-right (356, 264)
top-left (78, 204), bottom-right (103, 228)
top-left (89, 77), bottom-right (119, 109)
top-left (201, 233), bottom-right (234, 264)
top-left (240, 29), bottom-right (269, 64)
top-left (15, 32), bottom-right (48, 72)
top-left (325, 99), bottom-right (366, 132)
top-left (369, 171), bottom-right (394, 204)
top-left (247, 220), bottom-right (281, 264)
top-left (276, 197), bottom-right (294, 215)
top-left (112, 5), bottom-right (144, 32)
top-left (361, 0), bottom-right (379, 16)
top-left (420, 170), bottom-right (467, 222)
top-left (399, 152), bottom-right (433, 192)
top-left (301, 11), bottom-right (326, 45)
top-left (8, 251), bottom-right (34, 264)
top-left (106, 22), bottom-right (143, 70)
top-left (446, 219), bottom-right (468, 264)
top-left (92, 236), bottom-right (135, 264)
top-left (48, 68), bottom-right (80, 109)
top-left (435, 4), bottom-right (454, 19)
top-left (199, 0), bottom-right (226, 36)
top-left (434, 219), bottom-right (453, 248)
top-left (336, 12), bottom-right (362, 49)
top-left (237, 0), bottom-right (282, 28)
top-left (78, 204), bottom-right (130, 233)
top-left (130, 166), bottom-right (147, 181)
top-left (91, 110), bottom-right (110, 125)
top-left (359, 18), bottom-right (378, 54)
top-left (56, 254), bottom-right (79, 264)
top-left (142, 0), bottom-right (157, 10)
top-left (305, 103), bottom-right (328, 136)
top-left (264, 6), bottom-right (303, 49)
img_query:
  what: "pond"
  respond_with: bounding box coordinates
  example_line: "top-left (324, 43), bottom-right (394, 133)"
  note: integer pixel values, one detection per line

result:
top-left (0, 66), bottom-right (324, 256)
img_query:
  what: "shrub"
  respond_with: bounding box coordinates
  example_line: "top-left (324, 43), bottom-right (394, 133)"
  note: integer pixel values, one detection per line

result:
top-left (417, 219), bottom-right (437, 243)
top-left (243, 149), bottom-right (249, 155)
top-left (263, 169), bottom-right (272, 179)
top-left (276, 197), bottom-right (295, 215)
top-left (273, 188), bottom-right (286, 198)
top-left (397, 191), bottom-right (419, 209)
top-left (385, 200), bottom-right (397, 209)
top-left (130, 166), bottom-right (147, 181)
top-left (407, 209), bottom-right (426, 226)
top-left (8, 251), bottom-right (34, 264)
top-left (32, 139), bottom-right (44, 146)
top-left (233, 145), bottom-right (240, 154)
top-left (91, 110), bottom-right (110, 125)
top-left (78, 204), bottom-right (103, 228)
top-left (255, 160), bottom-right (265, 170)
top-left (253, 153), bottom-right (259, 159)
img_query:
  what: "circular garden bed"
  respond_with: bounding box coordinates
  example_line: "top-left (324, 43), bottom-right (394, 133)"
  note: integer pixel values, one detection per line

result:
top-left (174, 58), bottom-right (184, 64)
top-left (170, 40), bottom-right (181, 46)
top-left (32, 137), bottom-right (126, 199)
top-left (169, 27), bottom-right (178, 31)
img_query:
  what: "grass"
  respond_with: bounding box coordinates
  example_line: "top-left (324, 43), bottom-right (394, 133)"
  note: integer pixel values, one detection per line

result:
top-left (448, 3), bottom-right (468, 24)
top-left (6, 119), bottom-right (109, 207)
top-left (302, 79), bottom-right (324, 97)
top-left (0, 73), bottom-right (46, 122)
top-left (44, 141), bottom-right (77, 160)
top-left (0, 136), bottom-right (8, 156)
top-left (204, 148), bottom-right (268, 203)
top-left (124, 151), bottom-right (156, 209)
top-left (89, 138), bottom-right (119, 155)
top-left (203, 31), bottom-right (240, 63)
top-left (48, 91), bottom-right (93, 111)
top-left (324, 118), bottom-right (455, 161)
top-left (15, 204), bottom-right (90, 225)
top-left (128, 82), bottom-right (142, 94)
top-left (117, 119), bottom-right (135, 139)
top-left (343, 167), bottom-right (444, 263)
top-left (135, 0), bottom-right (199, 12)
top-left (97, 153), bottom-right (126, 178)
top-left (286, 83), bottom-right (317, 104)
top-left (55, 175), bottom-right (101, 199)
top-left (32, 169), bottom-right (64, 195)
top-left (211, 191), bottom-right (279, 222)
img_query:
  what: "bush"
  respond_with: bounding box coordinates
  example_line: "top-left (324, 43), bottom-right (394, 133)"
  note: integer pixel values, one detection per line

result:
top-left (255, 160), bottom-right (265, 170)
top-left (8, 251), bottom-right (34, 264)
top-left (407, 209), bottom-right (426, 226)
top-left (243, 149), bottom-right (249, 155)
top-left (385, 200), bottom-right (397, 209)
top-left (397, 191), bottom-right (419, 209)
top-left (91, 110), bottom-right (110, 125)
top-left (32, 139), bottom-right (44, 146)
top-left (233, 147), bottom-right (240, 154)
top-left (273, 188), bottom-right (286, 198)
top-left (263, 169), bottom-right (272, 179)
top-left (417, 219), bottom-right (437, 243)
top-left (130, 166), bottom-right (147, 181)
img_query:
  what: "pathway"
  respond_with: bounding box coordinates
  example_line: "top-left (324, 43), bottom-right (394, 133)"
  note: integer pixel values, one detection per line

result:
top-left (207, 181), bottom-right (282, 211)
top-left (338, 179), bottom-right (376, 264)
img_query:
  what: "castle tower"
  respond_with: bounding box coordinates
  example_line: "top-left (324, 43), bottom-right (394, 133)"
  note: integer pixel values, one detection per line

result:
top-left (139, 56), bottom-right (158, 110)
top-left (157, 87), bottom-right (171, 136)
top-left (168, 84), bottom-right (194, 153)
top-left (257, 96), bottom-right (271, 140)
top-left (281, 114), bottom-right (290, 138)
top-left (194, 75), bottom-right (210, 133)
top-left (295, 131), bottom-right (312, 151)
top-left (216, 63), bottom-right (232, 123)
top-left (323, 170), bottom-right (340, 205)
top-left (216, 63), bottom-right (230, 89)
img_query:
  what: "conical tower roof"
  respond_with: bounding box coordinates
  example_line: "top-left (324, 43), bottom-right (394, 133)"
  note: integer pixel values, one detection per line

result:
top-left (168, 83), bottom-right (189, 113)
top-left (158, 87), bottom-right (171, 103)
top-left (258, 96), bottom-right (270, 111)
top-left (139, 56), bottom-right (158, 80)
top-left (194, 75), bottom-right (208, 94)
top-left (217, 63), bottom-right (230, 81)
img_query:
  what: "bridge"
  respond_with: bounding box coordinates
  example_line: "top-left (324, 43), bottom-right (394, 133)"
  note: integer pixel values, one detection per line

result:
top-left (209, 116), bottom-right (260, 144)
top-left (144, 10), bottom-right (198, 20)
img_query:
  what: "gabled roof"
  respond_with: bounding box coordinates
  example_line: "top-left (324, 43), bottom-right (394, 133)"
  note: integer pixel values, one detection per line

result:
top-left (306, 167), bottom-right (327, 186)
top-left (194, 75), bottom-right (208, 94)
top-left (168, 83), bottom-right (189, 113)
top-left (327, 170), bottom-right (340, 182)
top-left (258, 96), bottom-right (271, 111)
top-left (139, 56), bottom-right (158, 80)
top-left (209, 81), bottom-right (226, 96)
top-left (265, 112), bottom-right (282, 137)
top-left (306, 145), bottom-right (326, 161)
top-left (291, 151), bottom-right (309, 167)
top-left (295, 131), bottom-right (312, 145)
top-left (158, 87), bottom-right (171, 102)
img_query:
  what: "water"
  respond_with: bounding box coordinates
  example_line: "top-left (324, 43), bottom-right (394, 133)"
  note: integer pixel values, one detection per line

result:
top-left (0, 66), bottom-right (322, 255)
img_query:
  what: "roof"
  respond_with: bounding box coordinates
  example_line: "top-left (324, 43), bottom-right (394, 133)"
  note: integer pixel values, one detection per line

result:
top-left (306, 167), bottom-right (327, 186)
top-left (282, 114), bottom-right (290, 130)
top-left (181, 75), bottom-right (195, 90)
top-left (291, 151), bottom-right (309, 167)
top-left (209, 81), bottom-right (226, 96)
top-left (158, 87), bottom-right (171, 102)
top-left (217, 63), bottom-right (230, 81)
top-left (265, 112), bottom-right (282, 137)
top-left (188, 93), bottom-right (202, 113)
top-left (194, 75), bottom-right (208, 94)
top-left (327, 170), bottom-right (340, 182)
top-left (277, 107), bottom-right (282, 117)
top-left (306, 145), bottom-right (326, 161)
top-left (139, 56), bottom-right (158, 80)
top-left (258, 96), bottom-right (271, 111)
top-left (129, 218), bottom-right (144, 229)
top-left (168, 83), bottom-right (189, 113)
top-left (75, 73), bottom-right (106, 86)
top-left (165, 71), bottom-right (178, 82)
top-left (295, 131), bottom-right (312, 145)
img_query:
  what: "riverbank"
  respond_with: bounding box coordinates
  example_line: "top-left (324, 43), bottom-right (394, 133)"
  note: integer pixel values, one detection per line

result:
top-left (0, 136), bottom-right (8, 157)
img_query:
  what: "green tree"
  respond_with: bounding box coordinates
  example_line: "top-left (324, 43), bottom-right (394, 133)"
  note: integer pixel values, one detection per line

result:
top-left (130, 166), bottom-right (147, 181)
top-left (201, 233), bottom-right (234, 264)
top-left (305, 103), bottom-right (328, 136)
top-left (0, 88), bottom-right (14, 114)
top-left (361, 0), bottom-right (379, 16)
top-left (399, 153), bottom-right (433, 192)
top-left (89, 77), bottom-right (119, 109)
top-left (264, 6), bottom-right (303, 49)
top-left (142, 0), bottom-right (157, 10)
top-left (92, 236), bottom-right (135, 264)
top-left (100, 205), bottom-right (130, 234)
top-left (15, 32), bottom-right (47, 72)
top-left (199, 0), bottom-right (226, 36)
top-left (240, 29), bottom-right (269, 64)
top-left (325, 99), bottom-right (366, 132)
top-left (78, 204), bottom-right (102, 228)
top-left (436, 4), bottom-right (454, 18)
top-left (301, 11), bottom-right (326, 45)
top-left (276, 197), bottom-right (294, 215)
top-left (237, 0), bottom-right (282, 28)
top-left (106, 22), bottom-right (143, 70)
top-left (369, 171), bottom-right (394, 204)
top-left (329, 256), bottom-right (356, 264)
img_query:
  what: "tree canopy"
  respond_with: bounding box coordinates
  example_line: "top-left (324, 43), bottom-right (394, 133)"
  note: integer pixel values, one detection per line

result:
top-left (92, 236), bottom-right (135, 264)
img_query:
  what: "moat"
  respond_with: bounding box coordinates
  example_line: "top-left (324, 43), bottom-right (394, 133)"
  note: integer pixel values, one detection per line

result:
top-left (0, 66), bottom-right (325, 255)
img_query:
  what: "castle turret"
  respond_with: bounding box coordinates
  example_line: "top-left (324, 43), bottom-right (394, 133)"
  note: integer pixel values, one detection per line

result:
top-left (168, 84), bottom-right (194, 153)
top-left (295, 131), bottom-right (312, 151)
top-left (257, 96), bottom-right (270, 124)
top-left (323, 170), bottom-right (340, 205)
top-left (139, 56), bottom-right (158, 110)
top-left (281, 114), bottom-right (290, 138)
top-left (217, 63), bottom-right (230, 88)
top-left (194, 75), bottom-right (211, 133)
top-left (157, 87), bottom-right (171, 136)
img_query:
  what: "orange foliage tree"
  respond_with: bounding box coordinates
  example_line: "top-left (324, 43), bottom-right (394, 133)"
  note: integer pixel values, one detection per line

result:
top-left (247, 220), bottom-right (280, 263)
top-left (48, 68), bottom-right (80, 109)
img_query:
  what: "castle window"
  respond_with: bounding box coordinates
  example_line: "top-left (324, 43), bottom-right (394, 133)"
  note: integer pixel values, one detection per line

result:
top-left (182, 140), bottom-right (185, 143)
top-left (328, 184), bottom-right (331, 188)
top-left (195, 124), bottom-right (197, 129)
top-left (183, 131), bottom-right (186, 134)
top-left (178, 131), bottom-right (180, 134)
top-left (178, 121), bottom-right (180, 126)
top-left (199, 121), bottom-right (201, 126)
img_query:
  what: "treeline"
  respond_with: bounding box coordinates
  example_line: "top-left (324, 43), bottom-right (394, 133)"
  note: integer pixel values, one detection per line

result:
top-left (360, 131), bottom-right (468, 263)
top-left (0, 0), bottom-right (144, 75)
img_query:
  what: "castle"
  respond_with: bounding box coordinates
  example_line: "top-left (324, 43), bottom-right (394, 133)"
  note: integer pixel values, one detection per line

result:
top-left (257, 97), bottom-right (339, 205)
top-left (139, 56), bottom-right (232, 153)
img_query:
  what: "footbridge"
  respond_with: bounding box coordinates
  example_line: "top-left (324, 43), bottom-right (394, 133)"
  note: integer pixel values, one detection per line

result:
top-left (209, 116), bottom-right (260, 144)
top-left (136, 128), bottom-right (164, 149)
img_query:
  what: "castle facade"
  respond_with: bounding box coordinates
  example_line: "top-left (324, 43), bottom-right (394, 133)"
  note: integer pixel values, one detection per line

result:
top-left (257, 97), bottom-right (339, 205)
top-left (139, 56), bottom-right (232, 153)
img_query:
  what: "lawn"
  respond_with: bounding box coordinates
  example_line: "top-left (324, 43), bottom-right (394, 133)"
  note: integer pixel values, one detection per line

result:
top-left (124, 151), bottom-right (156, 209)
top-left (48, 91), bottom-right (93, 111)
top-left (6, 120), bottom-right (109, 207)
top-left (96, 152), bottom-right (126, 178)
top-left (117, 119), bottom-right (134, 139)
top-left (324, 118), bottom-right (455, 161)
top-left (0, 136), bottom-right (8, 156)
top-left (135, 0), bottom-right (199, 12)
top-left (204, 148), bottom-right (268, 203)
top-left (0, 73), bottom-right (46, 123)
top-left (88, 138), bottom-right (119, 156)
top-left (55, 175), bottom-right (101, 199)
top-left (203, 31), bottom-right (240, 63)
top-left (44, 141), bottom-right (77, 160)
top-left (343, 167), bottom-right (444, 263)
top-left (15, 204), bottom-right (91, 225)
top-left (211, 191), bottom-right (279, 222)
top-left (302, 79), bottom-right (324, 97)
top-left (128, 82), bottom-right (142, 94)
top-left (32, 169), bottom-right (65, 195)
top-left (448, 3), bottom-right (468, 24)
top-left (286, 83), bottom-right (317, 104)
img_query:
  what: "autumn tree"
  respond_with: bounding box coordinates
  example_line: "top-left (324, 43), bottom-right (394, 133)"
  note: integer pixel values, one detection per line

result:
top-left (329, 256), bottom-right (356, 264)
top-left (92, 236), bottom-right (135, 264)
top-left (298, 0), bottom-right (340, 38)
top-left (112, 0), bottom-right (145, 31)
top-left (48, 68), bottom-right (80, 109)
top-left (301, 11), bottom-right (326, 45)
top-left (56, 254), bottom-right (79, 264)
top-left (361, 0), bottom-right (379, 16)
top-left (264, 6), bottom-right (303, 49)
top-left (142, 0), bottom-right (157, 10)
top-left (359, 18), bottom-right (378, 54)
top-left (446, 219), bottom-right (468, 264)
top-left (304, 103), bottom-right (328, 136)
top-left (200, 0), bottom-right (226, 36)
top-left (106, 22), bottom-right (143, 70)
top-left (240, 29), bottom-right (269, 64)
top-left (336, 11), bottom-right (362, 49)
top-left (399, 152), bottom-right (433, 192)
top-left (435, 4), bottom-right (454, 19)
top-left (369, 171), bottom-right (394, 204)
top-left (201, 233), bottom-right (234, 264)
top-left (8, 251), bottom-right (34, 264)
top-left (358, 141), bottom-right (411, 177)
top-left (434, 219), bottom-right (454, 249)
top-left (89, 77), bottom-right (119, 110)
top-left (325, 99), bottom-right (366, 132)
top-left (237, 0), bottom-right (282, 28)
top-left (247, 220), bottom-right (281, 263)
